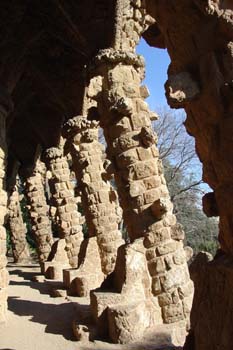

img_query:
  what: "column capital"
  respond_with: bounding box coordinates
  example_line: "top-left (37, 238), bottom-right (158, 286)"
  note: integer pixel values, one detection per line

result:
top-left (63, 116), bottom-right (99, 140)
top-left (45, 147), bottom-right (63, 161)
top-left (91, 49), bottom-right (145, 70)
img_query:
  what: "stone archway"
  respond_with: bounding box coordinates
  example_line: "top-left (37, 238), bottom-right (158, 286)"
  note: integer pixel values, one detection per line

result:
top-left (144, 1), bottom-right (233, 349)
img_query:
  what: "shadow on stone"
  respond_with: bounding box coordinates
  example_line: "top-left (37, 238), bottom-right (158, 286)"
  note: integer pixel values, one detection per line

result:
top-left (8, 296), bottom-right (77, 341)
top-left (8, 269), bottom-right (38, 281)
top-left (9, 280), bottom-right (64, 296)
top-left (7, 264), bottom-right (38, 269)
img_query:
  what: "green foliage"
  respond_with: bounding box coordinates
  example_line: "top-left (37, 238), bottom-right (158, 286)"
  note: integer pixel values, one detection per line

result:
top-left (19, 189), bottom-right (36, 250)
top-left (6, 228), bottom-right (12, 254)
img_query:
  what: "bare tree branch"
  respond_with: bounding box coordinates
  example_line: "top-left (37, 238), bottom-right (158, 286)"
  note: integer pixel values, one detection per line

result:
top-left (153, 106), bottom-right (202, 199)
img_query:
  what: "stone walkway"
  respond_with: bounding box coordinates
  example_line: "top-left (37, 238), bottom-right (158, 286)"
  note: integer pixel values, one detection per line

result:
top-left (0, 263), bottom-right (183, 350)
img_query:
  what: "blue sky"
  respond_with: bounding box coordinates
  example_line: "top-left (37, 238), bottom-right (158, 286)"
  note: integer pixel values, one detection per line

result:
top-left (136, 38), bottom-right (171, 110)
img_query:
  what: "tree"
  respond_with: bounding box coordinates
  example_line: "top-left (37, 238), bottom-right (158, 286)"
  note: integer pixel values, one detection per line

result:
top-left (154, 107), bottom-right (219, 255)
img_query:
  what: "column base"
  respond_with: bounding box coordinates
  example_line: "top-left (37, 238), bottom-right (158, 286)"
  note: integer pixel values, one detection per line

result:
top-left (42, 261), bottom-right (71, 280)
top-left (41, 238), bottom-right (72, 279)
top-left (63, 237), bottom-right (105, 296)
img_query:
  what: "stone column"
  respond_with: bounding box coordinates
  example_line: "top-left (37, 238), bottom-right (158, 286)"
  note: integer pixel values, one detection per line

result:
top-left (8, 183), bottom-right (30, 263)
top-left (0, 88), bottom-right (13, 323)
top-left (24, 158), bottom-right (54, 264)
top-left (43, 147), bottom-right (83, 279)
top-left (62, 117), bottom-right (123, 296)
top-left (81, 0), bottom-right (193, 344)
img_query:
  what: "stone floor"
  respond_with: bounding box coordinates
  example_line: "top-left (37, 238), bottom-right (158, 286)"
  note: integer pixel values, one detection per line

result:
top-left (0, 263), bottom-right (183, 350)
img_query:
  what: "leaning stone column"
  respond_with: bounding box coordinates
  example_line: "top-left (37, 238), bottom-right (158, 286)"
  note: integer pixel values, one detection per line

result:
top-left (8, 182), bottom-right (30, 263)
top-left (24, 158), bottom-right (54, 264)
top-left (0, 88), bottom-right (12, 323)
top-left (62, 116), bottom-right (124, 296)
top-left (84, 0), bottom-right (193, 344)
top-left (43, 147), bottom-right (83, 279)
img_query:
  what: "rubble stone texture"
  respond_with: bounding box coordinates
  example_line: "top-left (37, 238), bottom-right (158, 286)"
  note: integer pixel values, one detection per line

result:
top-left (143, 1), bottom-right (233, 349)
top-left (8, 183), bottom-right (30, 263)
top-left (43, 147), bottom-right (83, 279)
top-left (24, 158), bottom-right (54, 264)
top-left (0, 89), bottom-right (12, 323)
top-left (62, 116), bottom-right (123, 295)
top-left (82, 0), bottom-right (193, 343)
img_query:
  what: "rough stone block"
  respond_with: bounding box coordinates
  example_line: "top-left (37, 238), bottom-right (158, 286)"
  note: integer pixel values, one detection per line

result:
top-left (113, 132), bottom-right (140, 153)
top-left (73, 322), bottom-right (90, 342)
top-left (117, 148), bottom-right (139, 168)
top-left (161, 265), bottom-right (190, 292)
top-left (136, 147), bottom-right (153, 161)
top-left (90, 290), bottom-right (124, 337)
top-left (43, 262), bottom-right (71, 280)
top-left (148, 257), bottom-right (166, 275)
top-left (178, 281), bottom-right (194, 300)
top-left (128, 160), bottom-right (157, 180)
top-left (143, 175), bottom-right (161, 190)
top-left (157, 241), bottom-right (177, 256)
top-left (162, 302), bottom-right (184, 324)
top-left (63, 268), bottom-right (80, 288)
top-left (108, 299), bottom-right (162, 343)
top-left (64, 237), bottom-right (104, 296)
top-left (144, 188), bottom-right (160, 204)
top-left (114, 239), bottom-right (151, 299)
top-left (158, 289), bottom-right (180, 307)
top-left (144, 227), bottom-right (171, 248)
top-left (173, 249), bottom-right (187, 265)
top-left (129, 181), bottom-right (145, 197)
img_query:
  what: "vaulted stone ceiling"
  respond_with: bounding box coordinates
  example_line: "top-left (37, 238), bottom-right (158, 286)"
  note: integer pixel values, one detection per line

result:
top-left (1, 1), bottom-right (117, 172)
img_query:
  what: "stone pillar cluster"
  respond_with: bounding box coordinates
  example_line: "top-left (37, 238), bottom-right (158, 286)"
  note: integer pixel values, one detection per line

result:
top-left (24, 159), bottom-right (54, 264)
top-left (79, 0), bottom-right (193, 343)
top-left (8, 184), bottom-right (30, 263)
top-left (43, 147), bottom-right (83, 278)
top-left (62, 116), bottom-right (123, 295)
top-left (0, 88), bottom-right (12, 323)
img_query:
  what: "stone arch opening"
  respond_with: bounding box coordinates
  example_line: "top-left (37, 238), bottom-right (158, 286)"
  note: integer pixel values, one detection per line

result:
top-left (137, 37), bottom-right (219, 257)
top-left (144, 2), bottom-right (233, 348)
